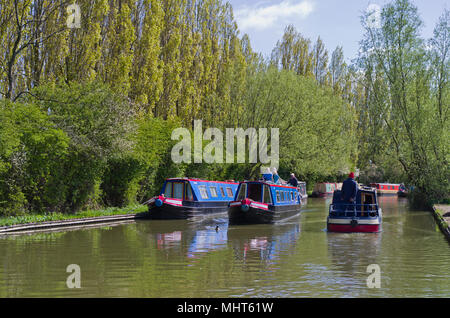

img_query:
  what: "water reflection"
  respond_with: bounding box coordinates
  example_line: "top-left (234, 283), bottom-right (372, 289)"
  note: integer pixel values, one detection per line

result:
top-left (136, 217), bottom-right (230, 259)
top-left (0, 196), bottom-right (449, 297)
top-left (227, 221), bottom-right (301, 263)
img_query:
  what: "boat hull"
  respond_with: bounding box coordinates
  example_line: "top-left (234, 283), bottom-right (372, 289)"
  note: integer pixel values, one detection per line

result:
top-left (397, 191), bottom-right (408, 197)
top-left (148, 200), bottom-right (229, 219)
top-left (376, 190), bottom-right (397, 196)
top-left (228, 203), bottom-right (301, 225)
top-left (327, 216), bottom-right (381, 233)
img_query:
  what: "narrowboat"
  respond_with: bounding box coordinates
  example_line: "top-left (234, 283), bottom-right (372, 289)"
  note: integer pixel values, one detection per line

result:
top-left (327, 186), bottom-right (382, 233)
top-left (311, 182), bottom-right (342, 197)
top-left (144, 178), bottom-right (239, 219)
top-left (369, 183), bottom-right (401, 196)
top-left (397, 183), bottom-right (408, 197)
top-left (228, 180), bottom-right (302, 224)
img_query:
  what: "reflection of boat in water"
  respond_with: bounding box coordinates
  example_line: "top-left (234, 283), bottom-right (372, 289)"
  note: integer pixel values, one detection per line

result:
top-left (144, 178), bottom-right (239, 219)
top-left (228, 180), bottom-right (302, 224)
top-left (227, 222), bottom-right (301, 262)
top-left (327, 187), bottom-right (382, 233)
top-left (136, 218), bottom-right (229, 258)
top-left (326, 229), bottom-right (382, 281)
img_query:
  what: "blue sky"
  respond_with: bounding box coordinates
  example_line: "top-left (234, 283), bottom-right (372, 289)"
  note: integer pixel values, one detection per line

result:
top-left (228, 0), bottom-right (449, 63)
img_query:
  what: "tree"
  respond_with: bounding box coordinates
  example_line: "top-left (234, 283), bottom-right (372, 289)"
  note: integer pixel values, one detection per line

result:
top-left (359, 0), bottom-right (449, 207)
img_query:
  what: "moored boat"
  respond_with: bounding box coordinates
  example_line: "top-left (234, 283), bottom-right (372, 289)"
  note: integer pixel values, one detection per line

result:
top-left (327, 186), bottom-right (382, 233)
top-left (228, 180), bottom-right (302, 224)
top-left (144, 178), bottom-right (239, 219)
top-left (311, 182), bottom-right (341, 197)
top-left (397, 183), bottom-right (408, 197)
top-left (369, 183), bottom-right (401, 196)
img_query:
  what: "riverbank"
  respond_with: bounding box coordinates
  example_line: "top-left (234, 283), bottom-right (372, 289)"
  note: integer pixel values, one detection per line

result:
top-left (432, 204), bottom-right (450, 241)
top-left (0, 204), bottom-right (148, 234)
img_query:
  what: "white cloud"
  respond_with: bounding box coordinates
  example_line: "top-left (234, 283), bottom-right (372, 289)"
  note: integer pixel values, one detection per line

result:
top-left (235, 0), bottom-right (315, 31)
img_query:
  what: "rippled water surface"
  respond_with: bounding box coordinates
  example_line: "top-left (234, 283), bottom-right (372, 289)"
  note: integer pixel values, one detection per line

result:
top-left (0, 196), bottom-right (449, 297)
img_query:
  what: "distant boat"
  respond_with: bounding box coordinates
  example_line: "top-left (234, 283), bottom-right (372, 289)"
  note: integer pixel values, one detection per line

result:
top-left (311, 182), bottom-right (342, 197)
top-left (228, 180), bottom-right (302, 224)
top-left (327, 186), bottom-right (382, 233)
top-left (397, 183), bottom-right (408, 197)
top-left (144, 178), bottom-right (239, 219)
top-left (369, 183), bottom-right (401, 196)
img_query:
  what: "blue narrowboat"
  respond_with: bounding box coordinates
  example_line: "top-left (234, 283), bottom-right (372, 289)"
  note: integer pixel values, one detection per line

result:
top-left (227, 180), bottom-right (302, 224)
top-left (327, 186), bottom-right (382, 233)
top-left (144, 178), bottom-right (239, 219)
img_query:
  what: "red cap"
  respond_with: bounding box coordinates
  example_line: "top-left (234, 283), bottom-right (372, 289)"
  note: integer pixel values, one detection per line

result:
top-left (349, 172), bottom-right (355, 179)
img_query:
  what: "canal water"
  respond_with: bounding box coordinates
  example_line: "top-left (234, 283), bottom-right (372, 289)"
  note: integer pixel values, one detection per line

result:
top-left (0, 196), bottom-right (449, 297)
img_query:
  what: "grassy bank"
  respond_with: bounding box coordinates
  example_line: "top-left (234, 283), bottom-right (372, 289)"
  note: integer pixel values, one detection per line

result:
top-left (0, 204), bottom-right (147, 227)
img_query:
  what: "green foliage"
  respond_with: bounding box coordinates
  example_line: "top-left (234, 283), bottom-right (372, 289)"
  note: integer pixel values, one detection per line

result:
top-left (0, 0), bottom-right (447, 218)
top-left (358, 0), bottom-right (449, 208)
top-left (0, 100), bottom-right (70, 215)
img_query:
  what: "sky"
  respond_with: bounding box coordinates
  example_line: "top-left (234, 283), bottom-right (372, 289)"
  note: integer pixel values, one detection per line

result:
top-left (228, 0), bottom-right (449, 63)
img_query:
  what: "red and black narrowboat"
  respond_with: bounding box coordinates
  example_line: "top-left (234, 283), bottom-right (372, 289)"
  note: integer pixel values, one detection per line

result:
top-left (327, 186), bottom-right (382, 233)
top-left (369, 183), bottom-right (401, 196)
top-left (228, 180), bottom-right (302, 224)
top-left (144, 178), bottom-right (239, 219)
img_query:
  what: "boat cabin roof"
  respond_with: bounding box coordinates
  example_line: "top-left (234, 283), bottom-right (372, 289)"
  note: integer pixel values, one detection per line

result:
top-left (161, 178), bottom-right (239, 202)
top-left (235, 180), bottom-right (300, 206)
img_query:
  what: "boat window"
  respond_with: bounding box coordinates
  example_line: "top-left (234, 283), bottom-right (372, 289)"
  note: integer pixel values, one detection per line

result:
top-left (291, 192), bottom-right (294, 201)
top-left (248, 183), bottom-right (262, 202)
top-left (173, 182), bottom-right (184, 199)
top-left (226, 187), bottom-right (233, 197)
top-left (237, 184), bottom-right (247, 200)
top-left (362, 193), bottom-right (375, 212)
top-left (263, 185), bottom-right (272, 204)
top-left (209, 186), bottom-right (218, 198)
top-left (220, 187), bottom-right (226, 197)
top-left (199, 186), bottom-right (209, 199)
top-left (185, 183), bottom-right (193, 201)
top-left (275, 191), bottom-right (280, 202)
top-left (164, 182), bottom-right (172, 198)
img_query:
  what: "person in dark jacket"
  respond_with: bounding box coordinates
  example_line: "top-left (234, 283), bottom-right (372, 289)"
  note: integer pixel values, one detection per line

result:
top-left (341, 172), bottom-right (358, 203)
top-left (288, 173), bottom-right (298, 187)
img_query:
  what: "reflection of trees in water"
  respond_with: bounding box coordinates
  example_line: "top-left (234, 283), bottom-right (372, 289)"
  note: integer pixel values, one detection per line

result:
top-left (227, 223), bottom-right (301, 264)
top-left (0, 225), bottom-right (139, 297)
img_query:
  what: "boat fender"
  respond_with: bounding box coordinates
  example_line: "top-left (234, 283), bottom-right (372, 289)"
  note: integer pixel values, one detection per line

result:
top-left (350, 219), bottom-right (358, 227)
top-left (241, 204), bottom-right (249, 212)
top-left (155, 199), bottom-right (163, 207)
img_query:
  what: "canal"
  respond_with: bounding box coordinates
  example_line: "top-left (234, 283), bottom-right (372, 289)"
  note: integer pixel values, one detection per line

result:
top-left (0, 196), bottom-right (449, 297)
